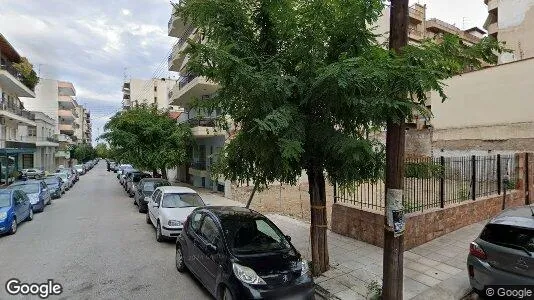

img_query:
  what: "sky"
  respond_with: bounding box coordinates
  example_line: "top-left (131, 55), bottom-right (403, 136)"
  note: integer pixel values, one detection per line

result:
top-left (0, 0), bottom-right (488, 145)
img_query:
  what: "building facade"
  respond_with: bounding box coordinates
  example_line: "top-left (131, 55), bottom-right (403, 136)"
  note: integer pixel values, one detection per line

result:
top-left (122, 78), bottom-right (177, 110)
top-left (484, 0), bottom-right (534, 63)
top-left (168, 6), bottom-right (230, 194)
top-left (32, 111), bottom-right (59, 171)
top-left (0, 34), bottom-right (39, 182)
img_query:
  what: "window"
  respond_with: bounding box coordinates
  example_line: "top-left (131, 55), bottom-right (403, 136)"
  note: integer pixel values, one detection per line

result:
top-left (189, 212), bottom-right (203, 233)
top-left (28, 127), bottom-right (37, 137)
top-left (221, 217), bottom-right (292, 254)
top-left (161, 193), bottom-right (205, 208)
top-left (200, 216), bottom-right (220, 245)
top-left (481, 224), bottom-right (534, 252)
top-left (153, 190), bottom-right (162, 204)
top-left (154, 86), bottom-right (157, 92)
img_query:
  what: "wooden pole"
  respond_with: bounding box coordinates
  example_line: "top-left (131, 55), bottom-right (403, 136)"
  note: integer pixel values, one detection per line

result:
top-left (383, 1), bottom-right (408, 299)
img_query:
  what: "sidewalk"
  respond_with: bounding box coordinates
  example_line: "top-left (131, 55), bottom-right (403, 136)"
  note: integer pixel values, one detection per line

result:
top-left (197, 188), bottom-right (481, 300)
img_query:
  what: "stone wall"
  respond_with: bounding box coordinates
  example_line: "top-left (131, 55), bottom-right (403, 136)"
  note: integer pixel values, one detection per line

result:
top-left (331, 152), bottom-right (533, 249)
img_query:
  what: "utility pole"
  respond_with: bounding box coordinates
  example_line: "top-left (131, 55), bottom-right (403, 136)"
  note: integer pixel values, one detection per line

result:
top-left (383, 0), bottom-right (409, 299)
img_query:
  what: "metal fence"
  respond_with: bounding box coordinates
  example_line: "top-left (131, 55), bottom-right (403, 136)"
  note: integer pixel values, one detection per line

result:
top-left (334, 154), bottom-right (518, 213)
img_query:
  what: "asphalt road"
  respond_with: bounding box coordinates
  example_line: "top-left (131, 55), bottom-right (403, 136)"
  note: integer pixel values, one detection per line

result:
top-left (0, 162), bottom-right (211, 300)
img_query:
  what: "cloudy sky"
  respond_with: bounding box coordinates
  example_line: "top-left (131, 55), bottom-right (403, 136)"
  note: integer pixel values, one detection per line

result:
top-left (0, 0), bottom-right (487, 144)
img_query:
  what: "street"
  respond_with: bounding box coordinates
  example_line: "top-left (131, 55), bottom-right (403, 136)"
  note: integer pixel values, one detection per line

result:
top-left (0, 162), bottom-right (211, 299)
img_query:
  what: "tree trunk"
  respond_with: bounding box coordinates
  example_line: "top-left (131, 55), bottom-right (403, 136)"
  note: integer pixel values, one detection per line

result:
top-left (161, 167), bottom-right (168, 180)
top-left (152, 169), bottom-right (158, 177)
top-left (245, 184), bottom-right (258, 208)
top-left (307, 166), bottom-right (329, 275)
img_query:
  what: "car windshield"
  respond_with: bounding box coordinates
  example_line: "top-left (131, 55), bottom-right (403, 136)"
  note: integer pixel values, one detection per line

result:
top-left (0, 193), bottom-right (10, 208)
top-left (143, 181), bottom-right (169, 192)
top-left (161, 193), bottom-right (204, 208)
top-left (55, 173), bottom-right (67, 180)
top-left (44, 178), bottom-right (58, 185)
top-left (221, 217), bottom-right (292, 254)
top-left (10, 183), bottom-right (40, 194)
top-left (74, 165), bottom-right (83, 169)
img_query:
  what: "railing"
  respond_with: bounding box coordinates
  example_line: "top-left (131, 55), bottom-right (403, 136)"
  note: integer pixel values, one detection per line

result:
top-left (335, 154), bottom-right (518, 213)
top-left (191, 161), bottom-right (207, 170)
top-left (179, 74), bottom-right (197, 89)
top-left (187, 117), bottom-right (216, 127)
top-left (0, 101), bottom-right (35, 120)
top-left (0, 61), bottom-right (35, 92)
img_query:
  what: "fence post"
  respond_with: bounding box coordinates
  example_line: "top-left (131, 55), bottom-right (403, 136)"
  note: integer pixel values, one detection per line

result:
top-left (333, 182), bottom-right (337, 204)
top-left (471, 155), bottom-right (476, 200)
top-left (497, 154), bottom-right (501, 195)
top-left (440, 156), bottom-right (445, 208)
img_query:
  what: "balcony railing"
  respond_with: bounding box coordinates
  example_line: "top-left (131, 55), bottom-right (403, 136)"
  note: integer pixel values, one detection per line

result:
top-left (0, 61), bottom-right (35, 92)
top-left (179, 74), bottom-right (197, 89)
top-left (0, 101), bottom-right (35, 120)
top-left (187, 117), bottom-right (216, 127)
top-left (191, 161), bottom-right (207, 170)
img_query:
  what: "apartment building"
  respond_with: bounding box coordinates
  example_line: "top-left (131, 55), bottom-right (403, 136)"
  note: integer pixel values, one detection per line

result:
top-left (168, 5), bottom-right (228, 194)
top-left (21, 79), bottom-right (86, 166)
top-left (74, 106), bottom-right (91, 144)
top-left (484, 0), bottom-right (534, 63)
top-left (375, 4), bottom-right (483, 47)
top-left (122, 78), bottom-right (177, 110)
top-left (0, 34), bottom-right (41, 180)
top-left (31, 111), bottom-right (59, 171)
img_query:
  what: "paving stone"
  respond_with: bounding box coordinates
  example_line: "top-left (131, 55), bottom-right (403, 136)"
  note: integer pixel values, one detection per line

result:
top-left (335, 289), bottom-right (366, 300)
top-left (336, 273), bottom-right (366, 289)
top-left (412, 273), bottom-right (441, 287)
top-left (404, 251), bottom-right (423, 261)
top-left (405, 261), bottom-right (431, 273)
top-left (424, 267), bottom-right (454, 281)
top-left (319, 278), bottom-right (348, 294)
top-left (416, 257), bottom-right (441, 267)
top-left (433, 262), bottom-right (462, 275)
top-left (404, 277), bottom-right (430, 293)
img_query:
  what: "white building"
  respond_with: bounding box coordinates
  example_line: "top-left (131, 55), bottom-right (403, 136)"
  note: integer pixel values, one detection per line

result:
top-left (32, 111), bottom-right (59, 171)
top-left (122, 78), bottom-right (177, 110)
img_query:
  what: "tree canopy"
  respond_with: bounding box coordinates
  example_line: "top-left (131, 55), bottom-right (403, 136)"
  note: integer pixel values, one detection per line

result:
top-left (175, 0), bottom-right (505, 274)
top-left (101, 105), bottom-right (193, 178)
top-left (71, 143), bottom-right (96, 163)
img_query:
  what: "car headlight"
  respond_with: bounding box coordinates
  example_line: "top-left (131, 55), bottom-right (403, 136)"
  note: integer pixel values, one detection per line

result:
top-left (0, 212), bottom-right (7, 220)
top-left (232, 263), bottom-right (266, 285)
top-left (168, 220), bottom-right (182, 227)
top-left (300, 259), bottom-right (310, 276)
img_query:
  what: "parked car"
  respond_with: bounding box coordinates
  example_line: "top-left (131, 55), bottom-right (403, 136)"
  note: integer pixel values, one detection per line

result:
top-left (58, 169), bottom-right (75, 188)
top-left (44, 176), bottom-right (63, 199)
top-left (110, 162), bottom-right (117, 172)
top-left (146, 186), bottom-right (206, 241)
top-left (126, 172), bottom-right (152, 197)
top-left (467, 205), bottom-right (534, 294)
top-left (116, 164), bottom-right (133, 179)
top-left (7, 180), bottom-right (50, 212)
top-left (74, 164), bottom-right (85, 175)
top-left (134, 178), bottom-right (171, 212)
top-left (68, 168), bottom-right (79, 183)
top-left (0, 190), bottom-right (33, 235)
top-left (21, 168), bottom-right (45, 179)
top-left (53, 173), bottom-right (71, 191)
top-left (120, 168), bottom-right (136, 187)
top-left (175, 206), bottom-right (314, 300)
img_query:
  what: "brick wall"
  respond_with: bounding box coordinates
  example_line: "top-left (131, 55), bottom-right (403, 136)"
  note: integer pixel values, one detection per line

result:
top-left (331, 152), bottom-right (532, 249)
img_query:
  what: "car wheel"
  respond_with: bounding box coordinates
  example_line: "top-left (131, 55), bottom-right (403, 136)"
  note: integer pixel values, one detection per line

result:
top-left (146, 212), bottom-right (151, 224)
top-left (175, 244), bottom-right (187, 272)
top-left (138, 205), bottom-right (144, 213)
top-left (27, 209), bottom-right (34, 221)
top-left (220, 287), bottom-right (234, 300)
top-left (9, 218), bottom-right (17, 234)
top-left (156, 222), bottom-right (164, 242)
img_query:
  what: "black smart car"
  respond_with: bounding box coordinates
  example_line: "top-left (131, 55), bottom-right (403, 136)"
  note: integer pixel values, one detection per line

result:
top-left (133, 178), bottom-right (170, 213)
top-left (175, 206), bottom-right (314, 300)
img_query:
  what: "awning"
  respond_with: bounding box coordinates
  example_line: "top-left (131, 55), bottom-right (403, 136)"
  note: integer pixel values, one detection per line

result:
top-left (0, 148), bottom-right (36, 155)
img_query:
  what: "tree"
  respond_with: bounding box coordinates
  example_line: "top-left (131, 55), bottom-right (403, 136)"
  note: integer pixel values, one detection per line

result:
top-left (176, 0), bottom-right (505, 274)
top-left (95, 143), bottom-right (109, 158)
top-left (13, 57), bottom-right (39, 91)
top-left (101, 105), bottom-right (193, 178)
top-left (71, 143), bottom-right (96, 163)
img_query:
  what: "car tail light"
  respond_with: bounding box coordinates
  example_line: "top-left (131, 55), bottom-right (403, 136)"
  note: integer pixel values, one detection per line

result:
top-left (470, 242), bottom-right (487, 260)
top-left (468, 265), bottom-right (474, 278)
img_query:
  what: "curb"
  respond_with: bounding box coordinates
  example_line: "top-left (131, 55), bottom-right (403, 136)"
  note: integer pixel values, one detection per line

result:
top-left (314, 284), bottom-right (340, 300)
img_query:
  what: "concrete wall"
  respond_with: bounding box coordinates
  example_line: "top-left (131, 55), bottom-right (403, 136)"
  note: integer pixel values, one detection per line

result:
top-left (21, 78), bottom-right (60, 133)
top-left (431, 58), bottom-right (534, 150)
top-left (128, 78), bottom-right (176, 110)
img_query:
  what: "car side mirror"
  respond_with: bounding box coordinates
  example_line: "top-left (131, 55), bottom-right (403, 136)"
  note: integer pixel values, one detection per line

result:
top-left (207, 243), bottom-right (217, 253)
top-left (285, 235), bottom-right (291, 242)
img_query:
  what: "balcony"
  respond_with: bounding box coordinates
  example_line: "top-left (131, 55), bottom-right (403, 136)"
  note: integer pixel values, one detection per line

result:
top-left (122, 82), bottom-right (130, 92)
top-left (0, 100), bottom-right (36, 125)
top-left (55, 150), bottom-right (70, 159)
top-left (59, 124), bottom-right (74, 135)
top-left (58, 95), bottom-right (76, 109)
top-left (58, 109), bottom-right (75, 120)
top-left (408, 26), bottom-right (424, 41)
top-left (426, 18), bottom-right (460, 35)
top-left (168, 7), bottom-right (189, 38)
top-left (408, 5), bottom-right (424, 23)
top-left (487, 0), bottom-right (498, 11)
top-left (170, 75), bottom-right (219, 107)
top-left (487, 22), bottom-right (498, 35)
top-left (58, 81), bottom-right (76, 96)
top-left (188, 117), bottom-right (225, 138)
top-left (0, 62), bottom-right (36, 98)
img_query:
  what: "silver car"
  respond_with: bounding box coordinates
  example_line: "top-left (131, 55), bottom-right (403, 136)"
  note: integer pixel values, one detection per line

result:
top-left (467, 205), bottom-right (534, 294)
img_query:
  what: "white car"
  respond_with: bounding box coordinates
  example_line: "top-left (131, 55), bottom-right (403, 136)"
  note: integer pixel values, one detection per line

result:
top-left (146, 186), bottom-right (206, 242)
top-left (73, 164), bottom-right (85, 175)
